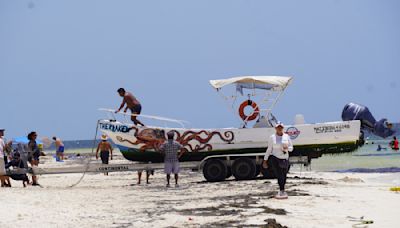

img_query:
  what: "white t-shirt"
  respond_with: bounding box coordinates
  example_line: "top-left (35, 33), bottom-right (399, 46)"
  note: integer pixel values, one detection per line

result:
top-left (0, 137), bottom-right (5, 157)
top-left (264, 133), bottom-right (293, 160)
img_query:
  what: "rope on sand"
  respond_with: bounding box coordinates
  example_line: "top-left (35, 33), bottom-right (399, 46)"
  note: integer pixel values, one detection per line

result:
top-left (69, 120), bottom-right (101, 188)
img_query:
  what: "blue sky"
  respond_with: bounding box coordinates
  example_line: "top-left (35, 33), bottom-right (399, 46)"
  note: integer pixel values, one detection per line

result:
top-left (1, 0), bottom-right (399, 140)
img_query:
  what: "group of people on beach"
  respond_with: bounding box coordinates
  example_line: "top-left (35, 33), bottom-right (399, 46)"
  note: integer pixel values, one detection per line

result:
top-left (0, 130), bottom-right (42, 187)
top-left (95, 131), bottom-right (184, 187)
top-left (0, 128), bottom-right (66, 188)
top-left (0, 87), bottom-right (294, 197)
top-left (111, 88), bottom-right (294, 195)
top-left (95, 88), bottom-right (184, 187)
top-left (110, 87), bottom-right (294, 196)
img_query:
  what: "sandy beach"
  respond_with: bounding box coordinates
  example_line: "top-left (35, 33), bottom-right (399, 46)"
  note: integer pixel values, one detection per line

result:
top-left (0, 153), bottom-right (399, 228)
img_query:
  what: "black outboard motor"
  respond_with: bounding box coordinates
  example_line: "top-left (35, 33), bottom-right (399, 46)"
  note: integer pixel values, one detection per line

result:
top-left (342, 103), bottom-right (395, 139)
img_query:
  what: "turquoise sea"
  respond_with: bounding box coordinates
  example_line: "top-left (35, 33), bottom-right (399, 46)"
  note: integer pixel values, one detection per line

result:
top-left (311, 140), bottom-right (400, 172)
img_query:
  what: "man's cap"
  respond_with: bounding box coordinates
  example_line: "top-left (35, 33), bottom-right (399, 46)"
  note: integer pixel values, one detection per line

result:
top-left (101, 134), bottom-right (108, 140)
top-left (0, 128), bottom-right (5, 131)
top-left (274, 121), bottom-right (285, 128)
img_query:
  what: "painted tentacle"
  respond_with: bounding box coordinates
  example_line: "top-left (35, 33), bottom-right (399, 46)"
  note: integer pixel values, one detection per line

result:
top-left (116, 136), bottom-right (139, 145)
top-left (194, 144), bottom-right (213, 152)
top-left (128, 126), bottom-right (139, 137)
top-left (194, 131), bottom-right (235, 144)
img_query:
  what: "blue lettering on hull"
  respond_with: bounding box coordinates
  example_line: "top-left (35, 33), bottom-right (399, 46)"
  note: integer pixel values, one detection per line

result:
top-left (100, 123), bottom-right (131, 133)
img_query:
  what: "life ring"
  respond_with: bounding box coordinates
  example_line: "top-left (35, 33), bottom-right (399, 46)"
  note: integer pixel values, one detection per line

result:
top-left (239, 100), bottom-right (260, 121)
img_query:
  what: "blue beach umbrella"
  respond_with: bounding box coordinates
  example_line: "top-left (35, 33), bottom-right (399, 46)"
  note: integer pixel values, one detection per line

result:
top-left (13, 136), bottom-right (43, 144)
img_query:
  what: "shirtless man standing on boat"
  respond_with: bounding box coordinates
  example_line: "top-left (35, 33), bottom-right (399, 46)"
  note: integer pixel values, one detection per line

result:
top-left (115, 88), bottom-right (145, 126)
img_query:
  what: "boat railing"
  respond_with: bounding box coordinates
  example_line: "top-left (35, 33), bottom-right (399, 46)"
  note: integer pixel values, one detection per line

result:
top-left (98, 108), bottom-right (190, 128)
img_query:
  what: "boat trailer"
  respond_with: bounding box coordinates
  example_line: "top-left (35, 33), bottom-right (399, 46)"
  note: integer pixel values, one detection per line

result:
top-left (6, 155), bottom-right (309, 179)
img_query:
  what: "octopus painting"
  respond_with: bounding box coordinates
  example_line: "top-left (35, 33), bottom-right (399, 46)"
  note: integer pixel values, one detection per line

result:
top-left (116, 126), bottom-right (235, 153)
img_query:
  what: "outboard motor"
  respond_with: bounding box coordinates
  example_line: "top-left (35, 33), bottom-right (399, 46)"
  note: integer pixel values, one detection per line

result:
top-left (342, 103), bottom-right (395, 139)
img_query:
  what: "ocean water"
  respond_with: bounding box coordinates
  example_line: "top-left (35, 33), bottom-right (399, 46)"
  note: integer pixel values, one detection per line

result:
top-left (311, 140), bottom-right (400, 172)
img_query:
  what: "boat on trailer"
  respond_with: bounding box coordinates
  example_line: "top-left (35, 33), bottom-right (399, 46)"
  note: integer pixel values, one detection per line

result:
top-left (8, 76), bottom-right (395, 181)
top-left (99, 76), bottom-right (363, 166)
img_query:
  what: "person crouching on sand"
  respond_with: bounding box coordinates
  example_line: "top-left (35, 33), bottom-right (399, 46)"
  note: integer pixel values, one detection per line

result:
top-left (96, 134), bottom-right (113, 175)
top-left (159, 131), bottom-right (185, 188)
top-left (262, 122), bottom-right (293, 199)
top-left (6, 152), bottom-right (29, 187)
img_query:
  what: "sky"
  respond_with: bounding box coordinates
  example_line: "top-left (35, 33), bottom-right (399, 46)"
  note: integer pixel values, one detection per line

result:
top-left (0, 0), bottom-right (399, 140)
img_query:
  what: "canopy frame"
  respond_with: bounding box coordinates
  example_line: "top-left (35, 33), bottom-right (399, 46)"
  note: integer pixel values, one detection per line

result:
top-left (98, 108), bottom-right (190, 128)
top-left (210, 76), bottom-right (292, 128)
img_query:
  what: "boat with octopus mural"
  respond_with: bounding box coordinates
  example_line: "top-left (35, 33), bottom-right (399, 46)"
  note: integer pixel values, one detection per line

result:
top-left (99, 76), bottom-right (395, 167)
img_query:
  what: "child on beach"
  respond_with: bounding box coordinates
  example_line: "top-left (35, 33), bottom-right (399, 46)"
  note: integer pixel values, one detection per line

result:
top-left (96, 135), bottom-right (113, 175)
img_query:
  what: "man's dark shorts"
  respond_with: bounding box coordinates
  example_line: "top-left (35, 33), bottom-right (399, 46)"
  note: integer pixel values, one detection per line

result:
top-left (129, 104), bottom-right (142, 114)
top-left (100, 151), bottom-right (109, 164)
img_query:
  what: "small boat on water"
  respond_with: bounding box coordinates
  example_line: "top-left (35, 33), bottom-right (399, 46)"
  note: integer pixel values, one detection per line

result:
top-left (99, 76), bottom-right (366, 164)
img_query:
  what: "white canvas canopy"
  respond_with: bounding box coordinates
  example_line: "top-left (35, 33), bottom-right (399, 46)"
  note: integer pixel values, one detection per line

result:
top-left (209, 76), bottom-right (293, 92)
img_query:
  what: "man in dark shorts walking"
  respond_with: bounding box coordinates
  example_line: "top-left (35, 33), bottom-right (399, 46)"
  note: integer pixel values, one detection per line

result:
top-left (115, 88), bottom-right (145, 126)
top-left (96, 134), bottom-right (113, 175)
top-left (159, 131), bottom-right (185, 188)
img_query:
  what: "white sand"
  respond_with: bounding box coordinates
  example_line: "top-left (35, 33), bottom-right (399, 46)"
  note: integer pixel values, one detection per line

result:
top-left (0, 155), bottom-right (399, 228)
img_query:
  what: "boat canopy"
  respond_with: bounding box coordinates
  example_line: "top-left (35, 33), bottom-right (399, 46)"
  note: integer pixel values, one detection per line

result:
top-left (209, 76), bottom-right (293, 94)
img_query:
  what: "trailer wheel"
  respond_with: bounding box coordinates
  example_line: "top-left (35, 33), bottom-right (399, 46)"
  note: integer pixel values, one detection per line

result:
top-left (232, 158), bottom-right (257, 180)
top-left (203, 159), bottom-right (228, 182)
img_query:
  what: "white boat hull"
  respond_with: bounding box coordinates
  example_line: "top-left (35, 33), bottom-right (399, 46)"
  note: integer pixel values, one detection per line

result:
top-left (99, 120), bottom-right (361, 162)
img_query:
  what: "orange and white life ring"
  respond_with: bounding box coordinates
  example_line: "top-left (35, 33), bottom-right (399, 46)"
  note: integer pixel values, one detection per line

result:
top-left (238, 100), bottom-right (260, 121)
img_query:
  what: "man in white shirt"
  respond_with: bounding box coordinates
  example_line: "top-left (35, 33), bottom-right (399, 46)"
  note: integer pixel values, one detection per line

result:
top-left (0, 128), bottom-right (11, 187)
top-left (262, 122), bottom-right (293, 199)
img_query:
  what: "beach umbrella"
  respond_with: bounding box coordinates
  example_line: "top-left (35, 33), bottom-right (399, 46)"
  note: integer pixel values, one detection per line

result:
top-left (12, 136), bottom-right (43, 144)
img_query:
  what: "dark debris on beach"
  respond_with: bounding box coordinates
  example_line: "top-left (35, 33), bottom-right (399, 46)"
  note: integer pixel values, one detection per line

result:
top-left (198, 218), bottom-right (288, 228)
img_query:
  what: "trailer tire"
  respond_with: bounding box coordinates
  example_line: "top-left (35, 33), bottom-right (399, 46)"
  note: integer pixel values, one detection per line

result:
top-left (203, 159), bottom-right (228, 182)
top-left (232, 158), bottom-right (257, 180)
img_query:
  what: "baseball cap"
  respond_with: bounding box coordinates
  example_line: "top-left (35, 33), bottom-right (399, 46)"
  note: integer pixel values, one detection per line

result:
top-left (274, 122), bottom-right (285, 128)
